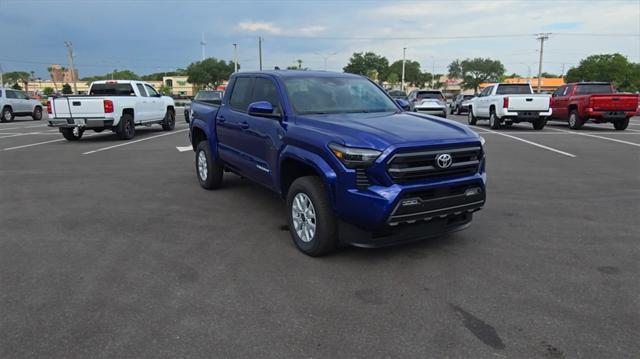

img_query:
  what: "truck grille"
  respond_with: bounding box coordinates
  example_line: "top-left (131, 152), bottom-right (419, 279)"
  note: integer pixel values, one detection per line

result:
top-left (387, 146), bottom-right (482, 183)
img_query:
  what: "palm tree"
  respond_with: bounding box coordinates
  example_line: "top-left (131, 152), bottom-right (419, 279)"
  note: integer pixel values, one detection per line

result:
top-left (47, 66), bottom-right (58, 92)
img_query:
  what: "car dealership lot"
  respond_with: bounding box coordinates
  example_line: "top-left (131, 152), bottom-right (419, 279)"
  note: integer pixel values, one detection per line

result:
top-left (1, 113), bottom-right (639, 358)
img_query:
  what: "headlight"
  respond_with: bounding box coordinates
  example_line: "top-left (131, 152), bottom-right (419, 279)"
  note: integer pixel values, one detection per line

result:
top-left (328, 143), bottom-right (381, 168)
top-left (479, 136), bottom-right (486, 147)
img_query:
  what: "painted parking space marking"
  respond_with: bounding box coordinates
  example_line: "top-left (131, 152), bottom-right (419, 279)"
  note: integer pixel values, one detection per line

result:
top-left (176, 145), bottom-right (192, 152)
top-left (83, 128), bottom-right (189, 155)
top-left (0, 132), bottom-right (60, 139)
top-left (547, 127), bottom-right (640, 148)
top-left (470, 125), bottom-right (576, 158)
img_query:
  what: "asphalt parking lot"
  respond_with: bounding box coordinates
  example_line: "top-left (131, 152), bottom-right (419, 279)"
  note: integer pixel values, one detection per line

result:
top-left (1, 112), bottom-right (639, 358)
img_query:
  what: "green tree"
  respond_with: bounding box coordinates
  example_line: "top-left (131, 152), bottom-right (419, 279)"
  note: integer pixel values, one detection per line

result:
top-left (343, 52), bottom-right (389, 82)
top-left (158, 84), bottom-right (172, 95)
top-left (186, 57), bottom-right (235, 89)
top-left (4, 71), bottom-right (31, 91)
top-left (43, 87), bottom-right (55, 96)
top-left (47, 66), bottom-right (58, 91)
top-left (448, 58), bottom-right (505, 93)
top-left (387, 60), bottom-right (428, 87)
top-left (540, 72), bottom-right (559, 78)
top-left (565, 53), bottom-right (640, 92)
top-left (386, 72), bottom-right (399, 87)
top-left (62, 83), bottom-right (73, 94)
top-left (11, 83), bottom-right (22, 90)
top-left (140, 69), bottom-right (187, 81)
top-left (81, 70), bottom-right (140, 83)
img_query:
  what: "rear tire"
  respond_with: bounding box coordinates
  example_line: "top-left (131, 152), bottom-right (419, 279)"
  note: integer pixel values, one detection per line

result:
top-left (32, 107), bottom-right (42, 121)
top-left (613, 117), bottom-right (629, 131)
top-left (455, 106), bottom-right (461, 115)
top-left (286, 176), bottom-right (338, 256)
top-left (1, 107), bottom-right (13, 122)
top-left (441, 111), bottom-right (447, 119)
top-left (467, 107), bottom-right (477, 125)
top-left (489, 110), bottom-right (501, 129)
top-left (195, 140), bottom-right (223, 190)
top-left (568, 110), bottom-right (584, 130)
top-left (184, 110), bottom-right (190, 123)
top-left (532, 118), bottom-right (546, 130)
top-left (116, 114), bottom-right (135, 140)
top-left (61, 128), bottom-right (83, 141)
top-left (162, 109), bottom-right (175, 131)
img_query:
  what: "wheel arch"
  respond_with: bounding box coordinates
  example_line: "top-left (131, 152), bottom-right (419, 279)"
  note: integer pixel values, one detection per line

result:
top-left (278, 147), bottom-right (337, 208)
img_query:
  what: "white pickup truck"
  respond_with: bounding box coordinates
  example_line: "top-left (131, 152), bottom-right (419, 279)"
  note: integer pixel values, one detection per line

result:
top-left (467, 83), bottom-right (551, 130)
top-left (48, 80), bottom-right (175, 141)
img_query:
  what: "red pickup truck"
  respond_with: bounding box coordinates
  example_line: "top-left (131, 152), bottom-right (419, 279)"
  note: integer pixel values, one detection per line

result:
top-left (550, 82), bottom-right (639, 130)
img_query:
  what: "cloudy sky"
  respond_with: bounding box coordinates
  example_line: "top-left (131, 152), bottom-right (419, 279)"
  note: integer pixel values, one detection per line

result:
top-left (0, 0), bottom-right (638, 79)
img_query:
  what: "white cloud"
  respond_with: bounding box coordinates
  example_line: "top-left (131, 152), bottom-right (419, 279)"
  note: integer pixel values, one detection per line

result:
top-left (237, 21), bottom-right (282, 34)
top-left (300, 25), bottom-right (326, 35)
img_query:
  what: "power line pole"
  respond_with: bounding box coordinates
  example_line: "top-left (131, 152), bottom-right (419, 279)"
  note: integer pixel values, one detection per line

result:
top-left (233, 43), bottom-right (238, 72)
top-left (0, 64), bottom-right (4, 87)
top-left (200, 33), bottom-right (206, 61)
top-left (401, 47), bottom-right (406, 92)
top-left (64, 41), bottom-right (77, 94)
top-left (258, 36), bottom-right (263, 71)
top-left (431, 56), bottom-right (435, 89)
top-left (536, 33), bottom-right (550, 93)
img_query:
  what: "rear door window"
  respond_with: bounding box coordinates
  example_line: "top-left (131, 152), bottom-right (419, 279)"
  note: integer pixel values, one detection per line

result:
top-left (229, 77), bottom-right (255, 112)
top-left (136, 84), bottom-right (148, 97)
top-left (6, 90), bottom-right (17, 99)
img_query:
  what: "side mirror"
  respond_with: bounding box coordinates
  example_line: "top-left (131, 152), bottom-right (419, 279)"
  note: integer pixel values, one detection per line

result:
top-left (248, 101), bottom-right (279, 118)
top-left (395, 98), bottom-right (410, 111)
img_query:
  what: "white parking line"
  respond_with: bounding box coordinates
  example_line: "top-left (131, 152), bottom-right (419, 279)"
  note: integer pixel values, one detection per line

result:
top-left (176, 145), bottom-right (192, 152)
top-left (470, 126), bottom-right (576, 158)
top-left (3, 138), bottom-right (67, 151)
top-left (83, 128), bottom-right (189, 155)
top-left (0, 132), bottom-right (59, 139)
top-left (547, 127), bottom-right (640, 148)
top-left (23, 124), bottom-right (48, 128)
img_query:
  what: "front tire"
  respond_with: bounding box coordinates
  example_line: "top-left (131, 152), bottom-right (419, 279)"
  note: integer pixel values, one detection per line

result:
top-left (1, 107), bottom-right (13, 122)
top-left (613, 117), bottom-right (629, 131)
top-left (184, 110), bottom-right (190, 123)
top-left (195, 141), bottom-right (223, 190)
top-left (32, 107), bottom-right (43, 121)
top-left (116, 114), bottom-right (135, 140)
top-left (489, 110), bottom-right (501, 129)
top-left (467, 107), bottom-right (477, 125)
top-left (286, 176), bottom-right (338, 256)
top-left (162, 109), bottom-right (175, 131)
top-left (568, 110), bottom-right (584, 130)
top-left (61, 127), bottom-right (84, 141)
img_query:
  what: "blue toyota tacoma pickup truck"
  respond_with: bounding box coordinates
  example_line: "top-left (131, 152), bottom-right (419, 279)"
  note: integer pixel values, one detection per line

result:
top-left (189, 71), bottom-right (486, 256)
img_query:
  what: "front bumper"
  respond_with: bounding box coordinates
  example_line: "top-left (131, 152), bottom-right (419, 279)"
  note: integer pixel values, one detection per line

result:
top-left (49, 117), bottom-right (115, 129)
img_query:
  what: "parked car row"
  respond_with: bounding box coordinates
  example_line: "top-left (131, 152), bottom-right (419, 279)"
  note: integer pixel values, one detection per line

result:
top-left (184, 90), bottom-right (223, 123)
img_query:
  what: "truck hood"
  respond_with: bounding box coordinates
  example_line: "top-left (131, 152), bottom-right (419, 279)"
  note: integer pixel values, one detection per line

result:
top-left (295, 111), bottom-right (478, 150)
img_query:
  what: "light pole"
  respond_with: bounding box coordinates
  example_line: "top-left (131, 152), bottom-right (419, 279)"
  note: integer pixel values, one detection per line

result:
top-left (0, 64), bottom-right (4, 87)
top-left (536, 33), bottom-right (550, 93)
top-left (64, 41), bottom-right (78, 94)
top-left (233, 43), bottom-right (238, 72)
top-left (401, 47), bottom-right (406, 92)
top-left (430, 56), bottom-right (436, 89)
top-left (315, 52), bottom-right (337, 71)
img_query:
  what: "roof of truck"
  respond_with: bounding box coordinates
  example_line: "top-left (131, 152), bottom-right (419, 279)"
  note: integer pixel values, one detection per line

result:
top-left (232, 70), bottom-right (364, 79)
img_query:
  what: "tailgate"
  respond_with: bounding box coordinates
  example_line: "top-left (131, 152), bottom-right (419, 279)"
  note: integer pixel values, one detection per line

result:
top-left (590, 95), bottom-right (638, 111)
top-left (51, 97), bottom-right (106, 118)
top-left (506, 95), bottom-right (550, 111)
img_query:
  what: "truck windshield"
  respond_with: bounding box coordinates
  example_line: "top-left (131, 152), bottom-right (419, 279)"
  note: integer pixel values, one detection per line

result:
top-left (283, 77), bottom-right (398, 115)
top-left (575, 84), bottom-right (613, 95)
top-left (495, 84), bottom-right (532, 95)
top-left (195, 91), bottom-right (223, 104)
top-left (89, 83), bottom-right (135, 96)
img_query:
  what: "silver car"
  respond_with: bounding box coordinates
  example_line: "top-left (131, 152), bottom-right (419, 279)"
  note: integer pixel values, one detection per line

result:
top-left (408, 90), bottom-right (447, 118)
top-left (0, 88), bottom-right (43, 122)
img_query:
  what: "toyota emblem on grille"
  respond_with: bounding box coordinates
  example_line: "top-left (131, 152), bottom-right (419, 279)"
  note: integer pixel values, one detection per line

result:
top-left (435, 153), bottom-right (453, 169)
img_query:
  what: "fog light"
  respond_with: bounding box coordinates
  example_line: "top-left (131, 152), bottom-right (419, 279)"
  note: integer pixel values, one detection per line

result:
top-left (465, 187), bottom-right (481, 196)
top-left (401, 198), bottom-right (420, 206)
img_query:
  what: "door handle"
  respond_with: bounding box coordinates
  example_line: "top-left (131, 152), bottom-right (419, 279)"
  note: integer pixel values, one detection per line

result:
top-left (239, 121), bottom-right (250, 129)
top-left (216, 116), bottom-right (225, 123)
